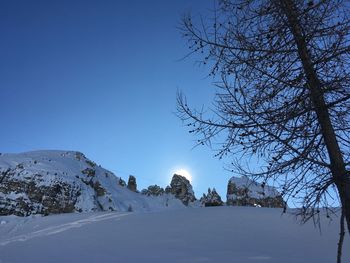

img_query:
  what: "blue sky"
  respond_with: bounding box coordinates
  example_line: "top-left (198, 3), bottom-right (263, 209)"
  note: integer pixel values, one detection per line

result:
top-left (0, 0), bottom-right (235, 198)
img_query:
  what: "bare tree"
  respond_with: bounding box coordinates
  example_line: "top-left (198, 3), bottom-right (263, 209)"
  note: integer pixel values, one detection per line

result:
top-left (177, 0), bottom-right (350, 257)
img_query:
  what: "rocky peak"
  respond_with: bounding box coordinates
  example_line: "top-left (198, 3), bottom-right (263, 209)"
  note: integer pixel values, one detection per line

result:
top-left (226, 176), bottom-right (285, 208)
top-left (0, 150), bottom-right (112, 216)
top-left (118, 177), bottom-right (126, 187)
top-left (165, 174), bottom-right (196, 205)
top-left (141, 185), bottom-right (164, 196)
top-left (127, 175), bottom-right (137, 192)
top-left (200, 188), bottom-right (223, 207)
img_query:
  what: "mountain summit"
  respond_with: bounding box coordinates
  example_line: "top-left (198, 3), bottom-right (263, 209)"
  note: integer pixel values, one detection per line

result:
top-left (0, 150), bottom-right (184, 216)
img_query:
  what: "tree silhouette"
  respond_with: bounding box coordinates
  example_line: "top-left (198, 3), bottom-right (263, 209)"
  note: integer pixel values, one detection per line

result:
top-left (177, 1), bottom-right (350, 259)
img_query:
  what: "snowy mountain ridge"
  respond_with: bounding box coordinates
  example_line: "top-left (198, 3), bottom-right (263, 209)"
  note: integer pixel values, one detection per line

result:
top-left (0, 150), bottom-right (184, 216)
top-left (228, 176), bottom-right (280, 199)
top-left (227, 176), bottom-right (285, 207)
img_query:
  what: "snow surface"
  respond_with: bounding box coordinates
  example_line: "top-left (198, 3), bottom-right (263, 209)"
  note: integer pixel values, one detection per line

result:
top-left (0, 207), bottom-right (348, 263)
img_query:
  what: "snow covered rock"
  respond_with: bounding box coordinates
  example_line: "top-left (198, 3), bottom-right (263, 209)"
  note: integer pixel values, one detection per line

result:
top-left (0, 150), bottom-right (185, 216)
top-left (165, 174), bottom-right (196, 205)
top-left (141, 185), bottom-right (165, 196)
top-left (118, 178), bottom-right (126, 187)
top-left (200, 188), bottom-right (223, 207)
top-left (226, 176), bottom-right (285, 208)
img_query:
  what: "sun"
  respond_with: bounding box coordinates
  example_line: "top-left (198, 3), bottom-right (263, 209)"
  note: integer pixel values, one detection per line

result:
top-left (175, 169), bottom-right (192, 182)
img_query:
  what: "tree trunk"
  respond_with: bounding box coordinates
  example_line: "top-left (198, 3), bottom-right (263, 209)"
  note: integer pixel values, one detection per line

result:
top-left (279, 0), bottom-right (350, 231)
top-left (337, 211), bottom-right (345, 263)
top-left (337, 179), bottom-right (350, 233)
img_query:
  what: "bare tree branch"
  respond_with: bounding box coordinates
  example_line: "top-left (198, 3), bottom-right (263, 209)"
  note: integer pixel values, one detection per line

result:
top-left (178, 1), bottom-right (350, 261)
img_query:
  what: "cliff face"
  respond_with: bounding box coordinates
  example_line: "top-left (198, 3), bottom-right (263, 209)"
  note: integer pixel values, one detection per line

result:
top-left (165, 174), bottom-right (196, 206)
top-left (0, 151), bottom-right (184, 216)
top-left (226, 176), bottom-right (285, 208)
top-left (127, 175), bottom-right (137, 192)
top-left (141, 185), bottom-right (165, 196)
top-left (200, 188), bottom-right (223, 207)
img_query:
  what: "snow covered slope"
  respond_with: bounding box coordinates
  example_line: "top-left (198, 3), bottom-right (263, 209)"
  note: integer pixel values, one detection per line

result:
top-left (0, 150), bottom-right (184, 215)
top-left (0, 207), bottom-right (348, 263)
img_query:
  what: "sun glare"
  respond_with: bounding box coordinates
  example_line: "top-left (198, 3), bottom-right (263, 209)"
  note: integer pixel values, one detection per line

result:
top-left (175, 169), bottom-right (192, 182)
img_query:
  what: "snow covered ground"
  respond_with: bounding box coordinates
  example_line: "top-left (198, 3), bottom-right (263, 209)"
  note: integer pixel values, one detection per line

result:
top-left (0, 206), bottom-right (348, 263)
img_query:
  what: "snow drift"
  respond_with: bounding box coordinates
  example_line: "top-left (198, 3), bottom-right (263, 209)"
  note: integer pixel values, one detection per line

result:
top-left (0, 207), bottom-right (348, 263)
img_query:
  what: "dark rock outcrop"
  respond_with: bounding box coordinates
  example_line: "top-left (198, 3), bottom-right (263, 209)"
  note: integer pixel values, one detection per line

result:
top-left (0, 172), bottom-right (79, 216)
top-left (118, 178), bottom-right (126, 187)
top-left (226, 176), bottom-right (285, 208)
top-left (200, 188), bottom-right (223, 207)
top-left (165, 174), bottom-right (196, 205)
top-left (127, 175), bottom-right (137, 192)
top-left (141, 185), bottom-right (165, 196)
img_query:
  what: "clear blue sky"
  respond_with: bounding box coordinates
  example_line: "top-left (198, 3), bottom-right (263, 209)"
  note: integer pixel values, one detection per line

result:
top-left (0, 0), bottom-right (235, 198)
